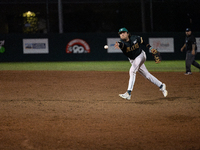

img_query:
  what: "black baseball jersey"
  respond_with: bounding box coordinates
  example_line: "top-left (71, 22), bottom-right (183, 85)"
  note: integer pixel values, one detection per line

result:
top-left (119, 35), bottom-right (150, 60)
top-left (185, 34), bottom-right (197, 52)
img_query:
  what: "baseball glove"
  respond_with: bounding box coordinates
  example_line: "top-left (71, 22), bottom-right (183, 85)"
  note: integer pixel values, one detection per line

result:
top-left (151, 48), bottom-right (161, 64)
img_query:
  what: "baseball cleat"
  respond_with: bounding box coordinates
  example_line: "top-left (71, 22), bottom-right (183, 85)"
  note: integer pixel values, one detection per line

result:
top-left (160, 83), bottom-right (168, 97)
top-left (184, 72), bottom-right (192, 75)
top-left (119, 92), bottom-right (131, 100)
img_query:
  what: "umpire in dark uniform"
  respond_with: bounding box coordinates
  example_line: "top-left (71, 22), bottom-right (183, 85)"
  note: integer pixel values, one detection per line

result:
top-left (181, 28), bottom-right (200, 75)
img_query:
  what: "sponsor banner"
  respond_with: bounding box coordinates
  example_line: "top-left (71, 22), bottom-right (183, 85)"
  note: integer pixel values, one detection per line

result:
top-left (107, 38), bottom-right (121, 53)
top-left (149, 38), bottom-right (174, 53)
top-left (23, 39), bottom-right (49, 54)
top-left (66, 39), bottom-right (90, 53)
top-left (196, 37), bottom-right (200, 52)
top-left (0, 40), bottom-right (5, 53)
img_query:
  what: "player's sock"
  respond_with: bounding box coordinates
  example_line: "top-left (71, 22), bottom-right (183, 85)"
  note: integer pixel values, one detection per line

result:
top-left (127, 90), bottom-right (131, 95)
top-left (159, 84), bottom-right (163, 89)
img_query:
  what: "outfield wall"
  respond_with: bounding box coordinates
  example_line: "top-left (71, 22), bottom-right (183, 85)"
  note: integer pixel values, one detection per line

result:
top-left (0, 32), bottom-right (200, 62)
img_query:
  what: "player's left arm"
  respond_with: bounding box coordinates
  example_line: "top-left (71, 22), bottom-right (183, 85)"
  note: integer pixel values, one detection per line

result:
top-left (139, 36), bottom-right (161, 63)
top-left (139, 37), bottom-right (152, 50)
top-left (192, 44), bottom-right (196, 55)
top-left (191, 36), bottom-right (196, 55)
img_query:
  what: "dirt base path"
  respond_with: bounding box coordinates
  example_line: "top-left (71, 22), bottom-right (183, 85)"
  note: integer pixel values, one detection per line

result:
top-left (0, 71), bottom-right (200, 150)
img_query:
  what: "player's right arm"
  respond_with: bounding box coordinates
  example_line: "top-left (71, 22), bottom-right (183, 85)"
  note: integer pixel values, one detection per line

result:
top-left (114, 42), bottom-right (120, 49)
top-left (114, 40), bottom-right (124, 49)
top-left (181, 44), bottom-right (186, 52)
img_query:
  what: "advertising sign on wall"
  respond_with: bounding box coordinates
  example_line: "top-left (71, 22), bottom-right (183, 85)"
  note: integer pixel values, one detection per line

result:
top-left (196, 37), bottom-right (200, 52)
top-left (0, 40), bottom-right (5, 53)
top-left (66, 39), bottom-right (90, 53)
top-left (23, 39), bottom-right (49, 54)
top-left (149, 38), bottom-right (174, 53)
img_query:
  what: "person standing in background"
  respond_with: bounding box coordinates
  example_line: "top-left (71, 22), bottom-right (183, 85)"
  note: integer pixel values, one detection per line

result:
top-left (181, 28), bottom-right (200, 75)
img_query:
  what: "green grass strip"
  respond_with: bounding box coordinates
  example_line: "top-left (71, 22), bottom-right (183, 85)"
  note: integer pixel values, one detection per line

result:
top-left (0, 61), bottom-right (199, 72)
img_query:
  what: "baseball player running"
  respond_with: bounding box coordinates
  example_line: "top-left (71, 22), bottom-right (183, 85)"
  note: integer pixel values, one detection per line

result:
top-left (114, 27), bottom-right (168, 100)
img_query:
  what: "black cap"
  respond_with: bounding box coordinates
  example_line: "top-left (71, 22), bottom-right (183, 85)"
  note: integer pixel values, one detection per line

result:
top-left (186, 28), bottom-right (191, 32)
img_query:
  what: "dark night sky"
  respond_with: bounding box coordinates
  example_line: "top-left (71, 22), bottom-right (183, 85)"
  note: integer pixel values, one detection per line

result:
top-left (0, 0), bottom-right (199, 33)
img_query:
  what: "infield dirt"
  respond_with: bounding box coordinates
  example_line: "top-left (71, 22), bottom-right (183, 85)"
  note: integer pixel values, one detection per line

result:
top-left (0, 71), bottom-right (200, 150)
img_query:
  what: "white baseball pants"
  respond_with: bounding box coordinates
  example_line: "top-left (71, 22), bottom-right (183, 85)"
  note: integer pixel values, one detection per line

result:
top-left (127, 50), bottom-right (162, 91)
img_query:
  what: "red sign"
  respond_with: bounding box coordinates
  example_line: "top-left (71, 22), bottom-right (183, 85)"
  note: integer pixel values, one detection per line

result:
top-left (66, 39), bottom-right (90, 53)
